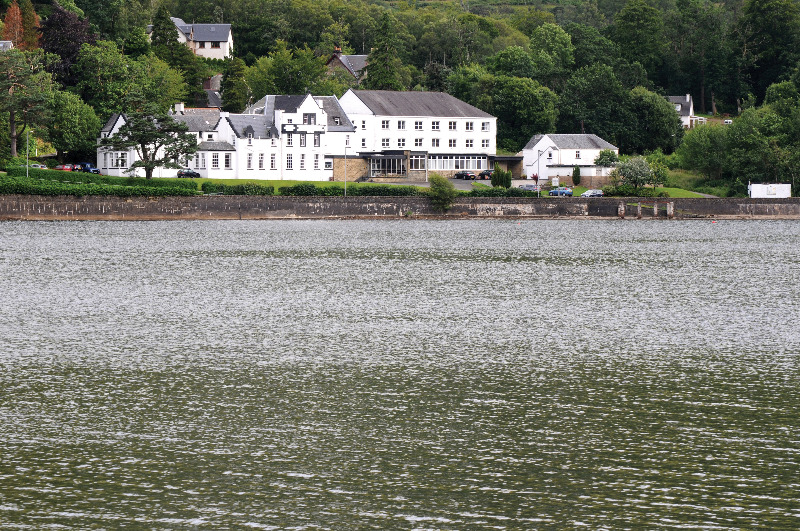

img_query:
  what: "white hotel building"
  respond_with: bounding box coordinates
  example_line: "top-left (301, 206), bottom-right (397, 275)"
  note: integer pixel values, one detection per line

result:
top-left (98, 90), bottom-right (497, 181)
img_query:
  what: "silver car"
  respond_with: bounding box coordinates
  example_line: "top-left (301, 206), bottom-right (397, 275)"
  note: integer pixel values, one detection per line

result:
top-left (581, 189), bottom-right (604, 197)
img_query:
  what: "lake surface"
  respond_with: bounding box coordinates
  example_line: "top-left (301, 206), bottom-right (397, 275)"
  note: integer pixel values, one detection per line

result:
top-left (1, 219), bottom-right (799, 529)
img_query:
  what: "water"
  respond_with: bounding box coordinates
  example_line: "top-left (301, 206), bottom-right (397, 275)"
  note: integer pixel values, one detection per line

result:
top-left (1, 220), bottom-right (799, 529)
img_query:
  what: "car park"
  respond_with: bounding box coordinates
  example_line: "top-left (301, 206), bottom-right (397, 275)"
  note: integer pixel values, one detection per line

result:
top-left (177, 169), bottom-right (201, 178)
top-left (549, 187), bottom-right (573, 196)
top-left (53, 164), bottom-right (74, 171)
top-left (478, 169), bottom-right (493, 180)
top-left (581, 189), bottom-right (604, 197)
top-left (454, 171), bottom-right (476, 180)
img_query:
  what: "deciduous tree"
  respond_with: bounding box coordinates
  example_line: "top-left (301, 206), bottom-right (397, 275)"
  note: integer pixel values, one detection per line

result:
top-left (47, 90), bottom-right (101, 161)
top-left (19, 0), bottom-right (39, 50)
top-left (2, 0), bottom-right (23, 47)
top-left (0, 48), bottom-right (54, 157)
top-left (40, 3), bottom-right (96, 86)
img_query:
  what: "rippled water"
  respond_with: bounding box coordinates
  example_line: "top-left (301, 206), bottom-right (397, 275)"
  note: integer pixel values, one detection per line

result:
top-left (1, 220), bottom-right (799, 529)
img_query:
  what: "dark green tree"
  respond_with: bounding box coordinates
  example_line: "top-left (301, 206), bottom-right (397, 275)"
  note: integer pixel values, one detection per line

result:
top-left (47, 90), bottom-right (101, 161)
top-left (363, 13), bottom-right (405, 90)
top-left (622, 86), bottom-right (684, 154)
top-left (221, 57), bottom-right (249, 113)
top-left (490, 75), bottom-right (558, 152)
top-left (19, 0), bottom-right (40, 50)
top-left (427, 173), bottom-right (458, 211)
top-left (611, 0), bottom-right (665, 84)
top-left (99, 100), bottom-right (198, 179)
top-left (40, 3), bottom-right (96, 87)
top-left (487, 46), bottom-right (535, 79)
top-left (572, 166), bottom-right (581, 186)
top-left (73, 41), bottom-right (135, 118)
top-left (0, 48), bottom-right (54, 157)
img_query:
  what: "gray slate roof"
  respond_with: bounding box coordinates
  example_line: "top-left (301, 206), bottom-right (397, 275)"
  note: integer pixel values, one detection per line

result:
top-left (204, 90), bottom-right (222, 108)
top-left (668, 95), bottom-right (692, 117)
top-left (523, 134), bottom-right (617, 151)
top-left (226, 114), bottom-right (274, 139)
top-left (173, 109), bottom-right (220, 132)
top-left (101, 113), bottom-right (122, 133)
top-left (169, 17), bottom-right (231, 41)
top-left (350, 90), bottom-right (494, 118)
top-left (328, 54), bottom-right (368, 77)
top-left (197, 141), bottom-right (236, 151)
top-left (313, 96), bottom-right (355, 131)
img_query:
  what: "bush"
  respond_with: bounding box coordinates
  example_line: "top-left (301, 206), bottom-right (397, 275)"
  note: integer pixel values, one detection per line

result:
top-left (490, 163), bottom-right (512, 188)
top-left (278, 183), bottom-right (322, 196)
top-left (0, 175), bottom-right (197, 197)
top-left (201, 182), bottom-right (274, 195)
top-left (427, 173), bottom-right (458, 211)
top-left (5, 167), bottom-right (199, 191)
top-left (572, 166), bottom-right (581, 186)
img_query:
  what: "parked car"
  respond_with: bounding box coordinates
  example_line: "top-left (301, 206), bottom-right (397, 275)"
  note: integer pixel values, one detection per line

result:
top-left (478, 169), bottom-right (493, 180)
top-left (723, 119), bottom-right (733, 125)
top-left (53, 164), bottom-right (74, 171)
top-left (75, 162), bottom-right (100, 174)
top-left (177, 169), bottom-right (201, 178)
top-left (549, 187), bottom-right (573, 196)
top-left (454, 171), bottom-right (476, 180)
top-left (518, 183), bottom-right (541, 191)
top-left (581, 189), bottom-right (604, 197)
top-left (28, 163), bottom-right (47, 169)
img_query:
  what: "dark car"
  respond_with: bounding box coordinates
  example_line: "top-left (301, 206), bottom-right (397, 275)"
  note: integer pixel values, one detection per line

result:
top-left (548, 187), bottom-right (573, 196)
top-left (454, 171), bottom-right (476, 180)
top-left (478, 169), bottom-right (493, 180)
top-left (177, 169), bottom-right (201, 178)
top-left (75, 162), bottom-right (100, 174)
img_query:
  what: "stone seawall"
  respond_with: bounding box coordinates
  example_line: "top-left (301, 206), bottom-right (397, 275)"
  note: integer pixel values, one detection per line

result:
top-left (2, 195), bottom-right (800, 221)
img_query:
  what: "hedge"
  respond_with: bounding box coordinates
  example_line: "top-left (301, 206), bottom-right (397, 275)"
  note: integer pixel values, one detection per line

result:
top-left (201, 182), bottom-right (274, 195)
top-left (0, 175), bottom-right (198, 197)
top-left (5, 167), bottom-right (199, 191)
top-left (465, 187), bottom-right (536, 197)
top-left (278, 183), bottom-right (421, 197)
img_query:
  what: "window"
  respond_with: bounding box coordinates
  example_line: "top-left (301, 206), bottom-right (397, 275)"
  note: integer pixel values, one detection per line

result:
top-left (287, 119), bottom-right (292, 124)
top-left (115, 152), bottom-right (127, 168)
top-left (397, 120), bottom-right (406, 130)
top-left (382, 138), bottom-right (390, 148)
top-left (414, 138), bottom-right (423, 147)
top-left (415, 121), bottom-right (423, 130)
top-left (382, 120), bottom-right (390, 129)
top-left (449, 139), bottom-right (457, 148)
top-left (397, 138), bottom-right (405, 148)
top-left (547, 151), bottom-right (552, 159)
top-left (286, 154), bottom-right (293, 169)
top-left (303, 113), bottom-right (316, 125)
top-left (431, 138), bottom-right (440, 147)
top-left (247, 153), bottom-right (253, 169)
top-left (198, 42), bottom-right (205, 48)
top-left (207, 133), bottom-right (214, 141)
top-left (466, 122), bottom-right (474, 131)
top-left (361, 138), bottom-right (366, 148)
top-left (314, 154), bottom-right (319, 169)
top-left (481, 139), bottom-right (489, 148)
top-left (300, 154), bottom-right (305, 169)
top-left (271, 138), bottom-right (277, 147)
top-left (361, 120), bottom-right (366, 130)
top-left (199, 153), bottom-right (206, 169)
top-left (482, 122), bottom-right (490, 132)
top-left (259, 153), bottom-right (264, 169)
top-left (449, 121), bottom-right (457, 130)
top-left (334, 117), bottom-right (341, 125)
top-left (211, 42), bottom-right (221, 48)
top-left (286, 133), bottom-right (293, 147)
top-left (270, 153), bottom-right (276, 169)
top-left (346, 135), bottom-right (350, 147)
top-left (410, 155), bottom-right (426, 170)
top-left (576, 151), bottom-right (581, 159)
top-left (193, 153), bottom-right (200, 169)
top-left (300, 133), bottom-right (306, 147)
top-left (103, 153), bottom-right (108, 168)
top-left (224, 153), bottom-right (232, 169)
top-left (247, 133), bottom-right (253, 145)
top-left (212, 153), bottom-right (219, 169)
top-left (314, 133), bottom-right (320, 147)
top-left (466, 139), bottom-right (473, 148)
top-left (325, 160), bottom-right (333, 170)
top-left (431, 121), bottom-right (440, 131)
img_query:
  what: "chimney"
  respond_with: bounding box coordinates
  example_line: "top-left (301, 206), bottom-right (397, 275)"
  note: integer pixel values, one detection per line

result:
top-left (334, 46), bottom-right (342, 54)
top-left (686, 94), bottom-right (690, 103)
top-left (174, 102), bottom-right (185, 113)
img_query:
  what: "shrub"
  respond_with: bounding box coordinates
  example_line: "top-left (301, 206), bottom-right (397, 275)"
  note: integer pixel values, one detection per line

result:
top-left (0, 175), bottom-right (197, 197)
top-left (5, 167), bottom-right (199, 191)
top-left (427, 173), bottom-right (458, 211)
top-left (201, 182), bottom-right (274, 195)
top-left (572, 166), bottom-right (581, 186)
top-left (278, 183), bottom-right (322, 196)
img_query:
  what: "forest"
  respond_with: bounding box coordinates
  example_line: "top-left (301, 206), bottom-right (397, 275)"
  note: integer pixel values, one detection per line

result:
top-left (1, 0), bottom-right (799, 194)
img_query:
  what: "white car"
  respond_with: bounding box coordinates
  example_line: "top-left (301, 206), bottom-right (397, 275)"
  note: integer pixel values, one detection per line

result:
top-left (581, 189), bottom-right (604, 197)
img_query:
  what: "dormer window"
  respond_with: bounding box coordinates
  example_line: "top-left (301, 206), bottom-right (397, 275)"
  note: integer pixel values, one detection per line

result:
top-left (248, 133), bottom-right (253, 145)
top-left (334, 117), bottom-right (341, 125)
top-left (207, 133), bottom-right (213, 141)
top-left (303, 113), bottom-right (316, 125)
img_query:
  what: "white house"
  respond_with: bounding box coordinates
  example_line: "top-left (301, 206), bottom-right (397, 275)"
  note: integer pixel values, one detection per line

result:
top-left (668, 94), bottom-right (703, 128)
top-left (520, 134), bottom-right (618, 187)
top-left (338, 89), bottom-right (497, 179)
top-left (147, 17), bottom-right (233, 60)
top-left (98, 95), bottom-right (355, 180)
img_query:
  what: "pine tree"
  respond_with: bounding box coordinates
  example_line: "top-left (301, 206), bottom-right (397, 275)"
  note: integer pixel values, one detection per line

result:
top-left (363, 13), bottom-right (405, 91)
top-left (221, 57), bottom-right (249, 113)
top-left (2, 0), bottom-right (24, 48)
top-left (19, 0), bottom-right (40, 50)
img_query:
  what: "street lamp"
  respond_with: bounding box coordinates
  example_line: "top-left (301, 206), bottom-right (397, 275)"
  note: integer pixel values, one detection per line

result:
top-left (344, 145), bottom-right (348, 197)
top-left (537, 149), bottom-right (544, 198)
top-left (26, 129), bottom-right (30, 179)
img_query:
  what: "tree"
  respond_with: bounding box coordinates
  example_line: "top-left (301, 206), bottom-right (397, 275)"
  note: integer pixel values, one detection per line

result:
top-left (490, 75), bottom-right (558, 152)
top-left (491, 164), bottom-right (512, 188)
top-left (99, 102), bottom-right (198, 179)
top-left (40, 3), bottom-right (96, 86)
top-left (221, 57), bottom-right (249, 113)
top-left (245, 41), bottom-right (327, 99)
top-left (427, 173), bottom-right (458, 211)
top-left (19, 0), bottom-right (39, 50)
top-left (0, 48), bottom-right (54, 157)
top-left (133, 55), bottom-right (187, 112)
top-left (611, 0), bottom-right (665, 84)
top-left (363, 13), bottom-right (405, 90)
top-left (615, 156), bottom-right (652, 193)
top-left (2, 0), bottom-right (23, 47)
top-left (529, 23), bottom-right (575, 88)
top-left (122, 26), bottom-right (150, 58)
top-left (572, 166), bottom-right (581, 186)
top-left (73, 41), bottom-right (135, 118)
top-left (487, 46), bottom-right (535, 79)
top-left (594, 149), bottom-right (619, 167)
top-left (47, 90), bottom-right (101, 161)
top-left (622, 86), bottom-right (683, 154)
top-left (676, 124), bottom-right (727, 180)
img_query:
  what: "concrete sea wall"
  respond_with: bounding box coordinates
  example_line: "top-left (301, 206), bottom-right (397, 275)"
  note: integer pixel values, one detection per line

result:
top-left (2, 195), bottom-right (800, 220)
